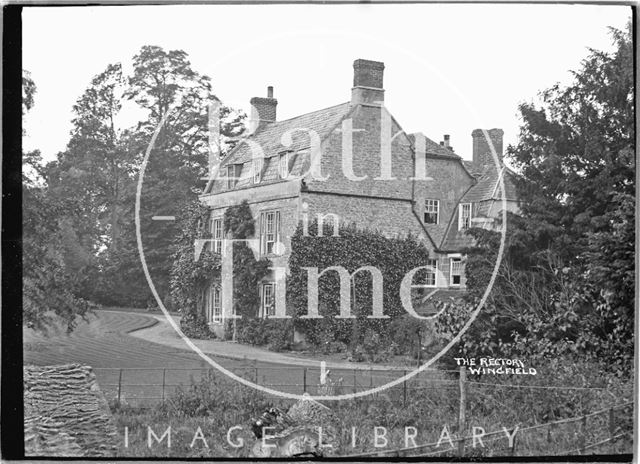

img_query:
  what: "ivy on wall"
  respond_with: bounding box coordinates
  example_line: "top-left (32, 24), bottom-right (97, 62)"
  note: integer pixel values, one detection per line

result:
top-left (223, 201), bottom-right (272, 320)
top-left (286, 220), bottom-right (438, 355)
top-left (170, 200), bottom-right (221, 339)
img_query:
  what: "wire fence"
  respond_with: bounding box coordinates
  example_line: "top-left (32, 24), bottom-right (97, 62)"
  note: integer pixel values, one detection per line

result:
top-left (95, 364), bottom-right (633, 457)
top-left (94, 363), bottom-right (459, 407)
top-left (342, 402), bottom-right (634, 458)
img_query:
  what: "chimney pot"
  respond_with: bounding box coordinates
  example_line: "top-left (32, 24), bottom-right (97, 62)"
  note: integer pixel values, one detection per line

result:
top-left (267, 86), bottom-right (273, 98)
top-left (443, 134), bottom-right (450, 148)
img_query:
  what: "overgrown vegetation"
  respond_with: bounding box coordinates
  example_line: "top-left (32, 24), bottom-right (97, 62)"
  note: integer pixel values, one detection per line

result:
top-left (170, 200), bottom-right (273, 340)
top-left (442, 23), bottom-right (634, 376)
top-left (287, 220), bottom-right (447, 360)
top-left (223, 201), bottom-right (272, 319)
top-left (22, 73), bottom-right (93, 333)
top-left (235, 318), bottom-right (295, 352)
top-left (169, 200), bottom-right (220, 338)
top-left (111, 362), bottom-right (633, 457)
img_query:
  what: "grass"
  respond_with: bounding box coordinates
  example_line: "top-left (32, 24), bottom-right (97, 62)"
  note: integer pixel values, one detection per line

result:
top-left (111, 360), bottom-right (634, 458)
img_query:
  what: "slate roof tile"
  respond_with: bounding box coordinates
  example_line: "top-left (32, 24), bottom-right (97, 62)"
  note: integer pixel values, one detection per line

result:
top-left (460, 164), bottom-right (518, 203)
top-left (224, 102), bottom-right (352, 165)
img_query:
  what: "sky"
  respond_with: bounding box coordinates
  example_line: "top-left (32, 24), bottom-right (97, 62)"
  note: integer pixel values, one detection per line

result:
top-left (22, 4), bottom-right (631, 162)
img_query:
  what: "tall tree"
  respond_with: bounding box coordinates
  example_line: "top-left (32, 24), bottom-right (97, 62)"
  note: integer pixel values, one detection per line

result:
top-left (109, 45), bottom-right (245, 307)
top-left (22, 71), bottom-right (90, 332)
top-left (47, 63), bottom-right (131, 255)
top-left (461, 23), bottom-right (634, 372)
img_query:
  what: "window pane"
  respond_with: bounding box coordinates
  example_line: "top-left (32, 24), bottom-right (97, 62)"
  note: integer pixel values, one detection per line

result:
top-left (460, 203), bottom-right (471, 229)
top-left (253, 159), bottom-right (263, 183)
top-left (451, 258), bottom-right (462, 285)
top-left (424, 200), bottom-right (439, 224)
top-left (213, 288), bottom-right (221, 322)
top-left (264, 212), bottom-right (276, 253)
top-left (279, 154), bottom-right (288, 178)
top-left (425, 259), bottom-right (437, 286)
top-left (266, 213), bottom-right (274, 234)
top-left (263, 284), bottom-right (275, 316)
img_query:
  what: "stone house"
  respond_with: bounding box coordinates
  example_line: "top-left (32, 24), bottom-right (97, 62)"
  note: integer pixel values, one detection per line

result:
top-left (198, 59), bottom-right (518, 336)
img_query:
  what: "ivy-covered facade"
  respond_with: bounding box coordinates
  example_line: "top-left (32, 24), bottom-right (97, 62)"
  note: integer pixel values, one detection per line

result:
top-left (197, 59), bottom-right (518, 337)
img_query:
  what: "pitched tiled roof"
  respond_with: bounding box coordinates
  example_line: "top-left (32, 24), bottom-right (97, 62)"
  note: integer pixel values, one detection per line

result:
top-left (439, 163), bottom-right (519, 251)
top-left (439, 201), bottom-right (476, 251)
top-left (408, 133), bottom-right (461, 159)
top-left (223, 102), bottom-right (352, 165)
top-left (204, 102), bottom-right (352, 194)
top-left (460, 164), bottom-right (518, 203)
top-left (462, 160), bottom-right (483, 177)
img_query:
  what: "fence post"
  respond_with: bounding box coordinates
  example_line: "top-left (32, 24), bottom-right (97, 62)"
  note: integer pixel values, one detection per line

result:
top-left (609, 408), bottom-right (615, 452)
top-left (510, 426), bottom-right (518, 456)
top-left (458, 366), bottom-right (467, 457)
top-left (161, 368), bottom-right (166, 403)
top-left (579, 415), bottom-right (587, 454)
top-left (353, 370), bottom-right (357, 394)
top-left (402, 370), bottom-right (407, 406)
top-left (117, 368), bottom-right (123, 404)
top-left (303, 368), bottom-right (307, 393)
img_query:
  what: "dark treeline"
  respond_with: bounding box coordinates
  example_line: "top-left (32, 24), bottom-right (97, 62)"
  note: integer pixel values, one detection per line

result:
top-left (23, 46), bottom-right (245, 331)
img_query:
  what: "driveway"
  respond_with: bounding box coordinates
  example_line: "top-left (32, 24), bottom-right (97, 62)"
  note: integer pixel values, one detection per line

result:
top-left (23, 310), bottom-right (455, 405)
top-left (132, 312), bottom-right (411, 371)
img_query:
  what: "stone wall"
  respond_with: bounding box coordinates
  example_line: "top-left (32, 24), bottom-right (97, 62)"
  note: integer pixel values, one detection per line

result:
top-left (24, 364), bottom-right (118, 457)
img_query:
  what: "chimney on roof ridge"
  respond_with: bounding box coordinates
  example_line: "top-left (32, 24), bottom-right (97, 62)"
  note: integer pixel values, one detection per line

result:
top-left (249, 86), bottom-right (277, 132)
top-left (472, 128), bottom-right (504, 167)
top-left (351, 59), bottom-right (385, 106)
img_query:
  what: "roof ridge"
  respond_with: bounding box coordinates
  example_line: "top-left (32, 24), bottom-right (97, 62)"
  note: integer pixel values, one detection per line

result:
top-left (268, 101), bottom-right (350, 125)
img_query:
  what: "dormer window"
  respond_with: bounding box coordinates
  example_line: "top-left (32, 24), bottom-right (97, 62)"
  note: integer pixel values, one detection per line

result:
top-left (252, 158), bottom-right (263, 184)
top-left (227, 164), bottom-right (241, 189)
top-left (459, 203), bottom-right (472, 230)
top-left (278, 153), bottom-right (289, 179)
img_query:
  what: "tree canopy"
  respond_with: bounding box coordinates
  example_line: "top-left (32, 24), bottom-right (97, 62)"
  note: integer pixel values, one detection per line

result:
top-left (459, 23), bottom-right (634, 374)
top-left (23, 46), bottom-right (246, 330)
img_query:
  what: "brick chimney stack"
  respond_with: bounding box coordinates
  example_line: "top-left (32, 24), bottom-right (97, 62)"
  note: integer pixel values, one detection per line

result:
top-left (472, 128), bottom-right (504, 167)
top-left (351, 59), bottom-right (385, 106)
top-left (249, 87), bottom-right (277, 132)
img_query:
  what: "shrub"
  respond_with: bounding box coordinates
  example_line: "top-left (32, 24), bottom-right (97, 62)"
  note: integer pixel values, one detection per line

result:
top-left (179, 311), bottom-right (215, 340)
top-left (157, 370), bottom-right (271, 419)
top-left (236, 318), bottom-right (294, 352)
top-left (362, 329), bottom-right (389, 363)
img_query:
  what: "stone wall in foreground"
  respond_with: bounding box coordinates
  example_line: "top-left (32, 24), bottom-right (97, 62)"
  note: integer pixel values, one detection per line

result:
top-left (24, 363), bottom-right (118, 457)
